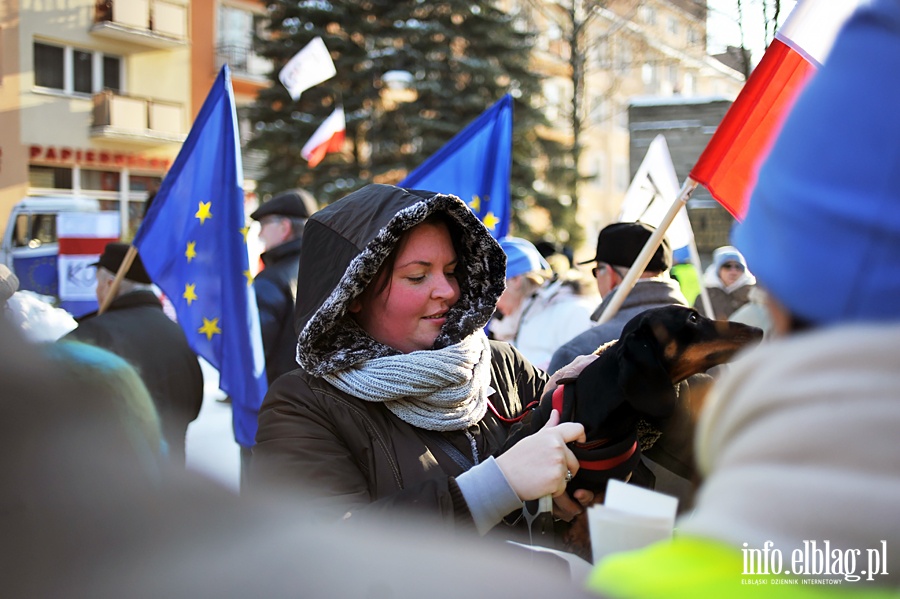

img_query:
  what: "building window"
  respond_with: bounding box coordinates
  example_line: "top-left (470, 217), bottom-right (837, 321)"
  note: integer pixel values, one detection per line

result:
top-left (668, 17), bottom-right (679, 36)
top-left (34, 43), bottom-right (64, 89)
top-left (28, 165), bottom-right (73, 189)
top-left (81, 169), bottom-right (121, 192)
top-left (73, 50), bottom-right (93, 94)
top-left (217, 5), bottom-right (271, 78)
top-left (33, 42), bottom-right (122, 95)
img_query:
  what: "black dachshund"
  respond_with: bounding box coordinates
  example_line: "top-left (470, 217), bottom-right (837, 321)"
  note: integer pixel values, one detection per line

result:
top-left (546, 305), bottom-right (763, 494)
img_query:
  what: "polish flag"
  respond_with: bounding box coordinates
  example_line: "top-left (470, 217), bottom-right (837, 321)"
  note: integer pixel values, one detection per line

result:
top-left (278, 36), bottom-right (337, 101)
top-left (690, 0), bottom-right (861, 220)
top-left (301, 106), bottom-right (346, 168)
top-left (57, 211), bottom-right (120, 302)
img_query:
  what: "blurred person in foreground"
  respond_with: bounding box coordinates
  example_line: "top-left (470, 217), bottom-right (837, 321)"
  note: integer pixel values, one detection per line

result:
top-left (548, 222), bottom-right (687, 375)
top-left (62, 242), bottom-right (203, 466)
top-left (588, 1), bottom-right (900, 595)
top-left (490, 237), bottom-right (594, 370)
top-left (0, 316), bottom-right (593, 598)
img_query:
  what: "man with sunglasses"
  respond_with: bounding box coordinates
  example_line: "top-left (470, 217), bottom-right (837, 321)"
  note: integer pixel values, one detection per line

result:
top-left (547, 222), bottom-right (687, 375)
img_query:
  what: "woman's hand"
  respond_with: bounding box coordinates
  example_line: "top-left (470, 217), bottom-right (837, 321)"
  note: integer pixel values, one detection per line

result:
top-left (495, 409), bottom-right (585, 501)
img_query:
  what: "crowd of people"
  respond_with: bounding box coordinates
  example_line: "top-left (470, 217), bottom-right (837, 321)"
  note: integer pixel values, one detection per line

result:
top-left (2, 0), bottom-right (899, 594)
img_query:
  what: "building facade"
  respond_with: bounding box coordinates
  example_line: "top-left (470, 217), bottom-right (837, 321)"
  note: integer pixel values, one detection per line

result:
top-left (0, 0), bottom-right (270, 242)
top-left (501, 0), bottom-right (744, 260)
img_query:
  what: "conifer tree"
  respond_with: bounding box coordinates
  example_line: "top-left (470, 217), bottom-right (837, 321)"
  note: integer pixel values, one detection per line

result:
top-left (247, 0), bottom-right (579, 244)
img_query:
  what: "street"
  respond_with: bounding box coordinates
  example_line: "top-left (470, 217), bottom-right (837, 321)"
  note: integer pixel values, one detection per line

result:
top-left (185, 359), bottom-right (240, 493)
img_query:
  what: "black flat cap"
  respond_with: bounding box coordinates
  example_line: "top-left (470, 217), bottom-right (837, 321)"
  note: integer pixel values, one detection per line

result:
top-left (250, 189), bottom-right (318, 221)
top-left (93, 242), bottom-right (152, 284)
top-left (579, 222), bottom-right (672, 272)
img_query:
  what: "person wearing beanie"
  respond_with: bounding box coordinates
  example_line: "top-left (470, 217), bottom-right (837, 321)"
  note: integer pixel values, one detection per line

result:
top-left (587, 2), bottom-right (900, 596)
top-left (62, 242), bottom-right (203, 466)
top-left (490, 237), bottom-right (594, 370)
top-left (693, 245), bottom-right (757, 319)
top-left (547, 221), bottom-right (687, 375)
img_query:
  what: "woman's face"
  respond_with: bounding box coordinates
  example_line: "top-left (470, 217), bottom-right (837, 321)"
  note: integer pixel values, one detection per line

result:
top-left (350, 220), bottom-right (461, 353)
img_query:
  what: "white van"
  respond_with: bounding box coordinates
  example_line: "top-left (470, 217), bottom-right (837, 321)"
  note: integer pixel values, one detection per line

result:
top-left (1, 196), bottom-right (119, 316)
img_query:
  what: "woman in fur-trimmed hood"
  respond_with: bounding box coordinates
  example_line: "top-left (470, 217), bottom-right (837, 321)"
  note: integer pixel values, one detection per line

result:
top-left (252, 184), bottom-right (587, 536)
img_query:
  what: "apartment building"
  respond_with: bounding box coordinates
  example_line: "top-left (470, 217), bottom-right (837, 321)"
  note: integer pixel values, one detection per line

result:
top-left (501, 0), bottom-right (744, 259)
top-left (0, 0), bottom-right (270, 241)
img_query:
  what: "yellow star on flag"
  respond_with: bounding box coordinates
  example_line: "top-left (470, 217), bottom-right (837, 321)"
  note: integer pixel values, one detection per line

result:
top-left (183, 283), bottom-right (198, 306)
top-left (240, 225), bottom-right (250, 242)
top-left (195, 201), bottom-right (212, 225)
top-left (243, 269), bottom-right (254, 286)
top-left (198, 317), bottom-right (221, 341)
top-left (469, 195), bottom-right (481, 211)
top-left (185, 241), bottom-right (197, 262)
top-left (482, 211), bottom-right (500, 231)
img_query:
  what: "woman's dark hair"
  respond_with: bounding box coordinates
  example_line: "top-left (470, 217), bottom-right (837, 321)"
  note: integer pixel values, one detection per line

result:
top-left (368, 212), bottom-right (466, 298)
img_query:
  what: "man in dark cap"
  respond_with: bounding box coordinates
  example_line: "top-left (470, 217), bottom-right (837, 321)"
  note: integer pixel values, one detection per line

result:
top-left (241, 190), bottom-right (317, 480)
top-left (250, 189), bottom-right (317, 384)
top-left (547, 222), bottom-right (687, 374)
top-left (62, 242), bottom-right (203, 465)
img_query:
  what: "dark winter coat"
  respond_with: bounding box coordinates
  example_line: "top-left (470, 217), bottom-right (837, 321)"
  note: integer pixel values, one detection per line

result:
top-left (254, 341), bottom-right (546, 526)
top-left (63, 290), bottom-right (203, 463)
top-left (254, 237), bottom-right (302, 384)
top-left (252, 184), bottom-right (548, 531)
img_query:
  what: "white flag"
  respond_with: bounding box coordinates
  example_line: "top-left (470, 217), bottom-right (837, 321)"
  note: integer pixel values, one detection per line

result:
top-left (278, 37), bottom-right (337, 101)
top-left (618, 134), bottom-right (693, 253)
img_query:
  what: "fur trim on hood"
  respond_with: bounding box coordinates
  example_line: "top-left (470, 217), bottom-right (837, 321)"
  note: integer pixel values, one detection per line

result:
top-left (293, 184), bottom-right (506, 376)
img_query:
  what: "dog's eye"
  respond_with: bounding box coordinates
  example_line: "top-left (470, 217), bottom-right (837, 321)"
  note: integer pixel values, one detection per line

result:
top-left (688, 312), bottom-right (699, 324)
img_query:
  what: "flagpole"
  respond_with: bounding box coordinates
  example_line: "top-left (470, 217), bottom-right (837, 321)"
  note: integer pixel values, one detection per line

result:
top-left (596, 178), bottom-right (699, 325)
top-left (97, 244), bottom-right (138, 315)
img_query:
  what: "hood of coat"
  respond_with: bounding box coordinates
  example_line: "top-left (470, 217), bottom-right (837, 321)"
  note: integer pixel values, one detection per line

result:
top-left (294, 184), bottom-right (506, 376)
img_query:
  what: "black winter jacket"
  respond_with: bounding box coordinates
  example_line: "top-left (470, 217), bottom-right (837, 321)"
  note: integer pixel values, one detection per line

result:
top-left (63, 290), bottom-right (203, 463)
top-left (254, 237), bottom-right (302, 384)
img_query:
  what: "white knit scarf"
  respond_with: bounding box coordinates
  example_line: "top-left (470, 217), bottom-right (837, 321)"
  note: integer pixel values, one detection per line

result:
top-left (322, 330), bottom-right (493, 432)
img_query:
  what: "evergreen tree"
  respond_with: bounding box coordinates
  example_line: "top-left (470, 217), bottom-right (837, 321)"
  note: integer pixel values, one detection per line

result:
top-left (247, 0), bottom-right (579, 245)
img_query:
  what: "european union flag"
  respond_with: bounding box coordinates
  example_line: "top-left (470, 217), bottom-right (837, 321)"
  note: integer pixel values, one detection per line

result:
top-left (133, 65), bottom-right (267, 448)
top-left (401, 95), bottom-right (512, 239)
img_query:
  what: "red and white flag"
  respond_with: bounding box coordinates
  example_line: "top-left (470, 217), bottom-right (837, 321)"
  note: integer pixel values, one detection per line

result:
top-left (301, 106), bottom-right (346, 168)
top-left (690, 0), bottom-right (861, 220)
top-left (278, 36), bottom-right (337, 101)
top-left (57, 211), bottom-right (120, 302)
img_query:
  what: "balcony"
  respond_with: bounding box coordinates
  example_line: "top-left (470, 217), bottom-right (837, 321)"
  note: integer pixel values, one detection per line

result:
top-left (91, 0), bottom-right (188, 50)
top-left (215, 44), bottom-right (271, 83)
top-left (91, 90), bottom-right (187, 145)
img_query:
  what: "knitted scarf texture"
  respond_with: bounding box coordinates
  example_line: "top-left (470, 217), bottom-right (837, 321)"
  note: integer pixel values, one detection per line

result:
top-left (322, 330), bottom-right (492, 432)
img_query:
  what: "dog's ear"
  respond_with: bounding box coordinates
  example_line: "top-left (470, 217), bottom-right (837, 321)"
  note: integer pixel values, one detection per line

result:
top-left (616, 317), bottom-right (679, 419)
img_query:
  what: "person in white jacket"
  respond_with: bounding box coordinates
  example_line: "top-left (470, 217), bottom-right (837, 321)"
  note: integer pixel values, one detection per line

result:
top-left (1, 264), bottom-right (76, 342)
top-left (490, 237), bottom-right (595, 370)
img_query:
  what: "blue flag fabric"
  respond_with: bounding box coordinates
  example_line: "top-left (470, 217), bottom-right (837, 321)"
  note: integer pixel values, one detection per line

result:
top-left (400, 95), bottom-right (512, 239)
top-left (133, 65), bottom-right (267, 448)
